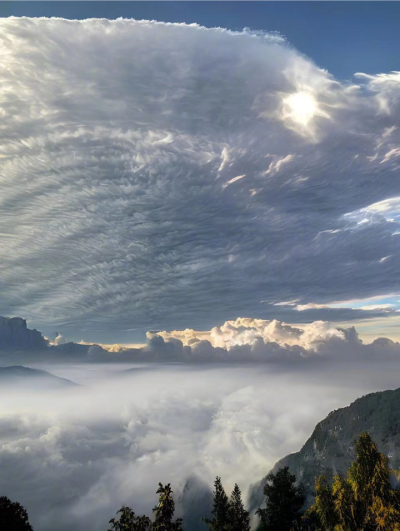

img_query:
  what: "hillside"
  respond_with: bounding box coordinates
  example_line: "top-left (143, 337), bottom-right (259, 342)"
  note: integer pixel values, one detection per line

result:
top-left (0, 365), bottom-right (78, 388)
top-left (250, 387), bottom-right (400, 511)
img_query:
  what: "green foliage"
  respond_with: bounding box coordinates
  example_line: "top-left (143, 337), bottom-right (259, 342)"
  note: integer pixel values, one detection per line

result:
top-left (108, 483), bottom-right (181, 531)
top-left (203, 477), bottom-right (251, 531)
top-left (305, 431), bottom-right (400, 531)
top-left (152, 483), bottom-right (183, 531)
top-left (106, 433), bottom-right (400, 531)
top-left (308, 476), bottom-right (337, 531)
top-left (108, 506), bottom-right (151, 531)
top-left (331, 474), bottom-right (358, 531)
top-left (0, 496), bottom-right (34, 531)
top-left (203, 476), bottom-right (231, 531)
top-left (256, 466), bottom-right (305, 531)
top-left (228, 483), bottom-right (251, 531)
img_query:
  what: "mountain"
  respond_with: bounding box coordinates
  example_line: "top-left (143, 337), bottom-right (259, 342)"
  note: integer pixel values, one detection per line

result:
top-left (178, 476), bottom-right (213, 531)
top-left (0, 365), bottom-right (78, 388)
top-left (0, 315), bottom-right (110, 361)
top-left (49, 342), bottom-right (93, 357)
top-left (0, 316), bottom-right (48, 351)
top-left (249, 387), bottom-right (400, 511)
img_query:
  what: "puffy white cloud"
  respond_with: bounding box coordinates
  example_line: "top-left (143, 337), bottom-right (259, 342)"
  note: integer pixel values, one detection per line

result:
top-left (154, 317), bottom-right (400, 363)
top-left (1, 18), bottom-right (400, 340)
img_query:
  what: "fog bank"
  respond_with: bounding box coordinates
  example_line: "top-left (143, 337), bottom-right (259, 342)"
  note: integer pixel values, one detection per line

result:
top-left (1, 361), bottom-right (400, 530)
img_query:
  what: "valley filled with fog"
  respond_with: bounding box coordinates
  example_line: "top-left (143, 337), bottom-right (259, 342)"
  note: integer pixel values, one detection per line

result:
top-left (2, 360), bottom-right (400, 531)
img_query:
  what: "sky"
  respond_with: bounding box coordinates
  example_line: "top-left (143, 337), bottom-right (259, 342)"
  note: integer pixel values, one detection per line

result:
top-left (2, 2), bottom-right (400, 82)
top-left (1, 4), bottom-right (400, 345)
top-left (3, 7), bottom-right (400, 531)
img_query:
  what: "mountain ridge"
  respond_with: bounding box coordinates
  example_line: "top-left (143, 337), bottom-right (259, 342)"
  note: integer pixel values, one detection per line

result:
top-left (0, 365), bottom-right (78, 388)
top-left (249, 387), bottom-right (400, 512)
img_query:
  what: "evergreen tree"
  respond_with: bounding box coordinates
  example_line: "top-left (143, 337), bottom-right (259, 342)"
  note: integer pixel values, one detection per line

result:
top-left (108, 506), bottom-right (151, 531)
top-left (347, 432), bottom-right (400, 531)
top-left (0, 496), bottom-right (34, 531)
top-left (204, 476), bottom-right (231, 531)
top-left (308, 476), bottom-right (336, 531)
top-left (152, 483), bottom-right (183, 531)
top-left (305, 432), bottom-right (400, 531)
top-left (256, 466), bottom-right (305, 531)
top-left (331, 474), bottom-right (358, 531)
top-left (228, 483), bottom-right (250, 531)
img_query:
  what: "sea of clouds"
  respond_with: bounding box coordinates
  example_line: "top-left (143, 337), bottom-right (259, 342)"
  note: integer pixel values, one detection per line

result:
top-left (1, 18), bottom-right (400, 341)
top-left (2, 361), bottom-right (400, 531)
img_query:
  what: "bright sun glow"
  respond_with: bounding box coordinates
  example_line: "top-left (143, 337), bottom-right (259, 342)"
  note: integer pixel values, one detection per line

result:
top-left (283, 91), bottom-right (318, 126)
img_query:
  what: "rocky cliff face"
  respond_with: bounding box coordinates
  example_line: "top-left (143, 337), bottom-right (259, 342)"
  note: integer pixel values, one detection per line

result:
top-left (0, 316), bottom-right (48, 351)
top-left (249, 387), bottom-right (400, 511)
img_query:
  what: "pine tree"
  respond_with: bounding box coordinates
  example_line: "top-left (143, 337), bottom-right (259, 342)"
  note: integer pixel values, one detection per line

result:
top-left (307, 475), bottom-right (336, 531)
top-left (203, 476), bottom-right (231, 531)
top-left (108, 506), bottom-right (151, 531)
top-left (331, 474), bottom-right (357, 531)
top-left (228, 484), bottom-right (250, 531)
top-left (348, 432), bottom-right (400, 531)
top-left (305, 432), bottom-right (400, 531)
top-left (0, 496), bottom-right (34, 531)
top-left (256, 466), bottom-right (305, 531)
top-left (152, 483), bottom-right (183, 531)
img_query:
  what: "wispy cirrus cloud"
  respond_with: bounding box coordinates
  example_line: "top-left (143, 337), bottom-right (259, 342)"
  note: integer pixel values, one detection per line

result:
top-left (1, 18), bottom-right (400, 342)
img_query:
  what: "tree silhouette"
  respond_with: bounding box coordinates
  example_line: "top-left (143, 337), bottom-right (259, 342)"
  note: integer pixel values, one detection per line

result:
top-left (152, 483), bottom-right (183, 531)
top-left (203, 476), bottom-right (231, 531)
top-left (256, 466), bottom-right (305, 531)
top-left (228, 483), bottom-right (250, 531)
top-left (108, 506), bottom-right (151, 531)
top-left (0, 496), bottom-right (34, 531)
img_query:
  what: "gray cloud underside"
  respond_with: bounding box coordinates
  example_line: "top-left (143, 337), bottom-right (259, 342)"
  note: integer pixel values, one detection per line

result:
top-left (1, 18), bottom-right (400, 337)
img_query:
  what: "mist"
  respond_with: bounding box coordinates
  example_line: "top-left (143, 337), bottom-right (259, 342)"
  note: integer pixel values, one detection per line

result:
top-left (2, 361), bottom-right (400, 531)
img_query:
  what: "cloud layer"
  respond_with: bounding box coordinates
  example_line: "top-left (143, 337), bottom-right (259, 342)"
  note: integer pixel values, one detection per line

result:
top-left (1, 18), bottom-right (400, 340)
top-left (2, 362), bottom-right (400, 531)
top-left (146, 317), bottom-right (400, 363)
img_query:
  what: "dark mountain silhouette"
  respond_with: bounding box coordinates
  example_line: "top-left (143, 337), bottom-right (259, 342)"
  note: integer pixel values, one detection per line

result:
top-left (0, 316), bottom-right (48, 351)
top-left (0, 365), bottom-right (78, 388)
top-left (0, 315), bottom-right (110, 362)
top-left (178, 475), bottom-right (213, 531)
top-left (249, 387), bottom-right (400, 512)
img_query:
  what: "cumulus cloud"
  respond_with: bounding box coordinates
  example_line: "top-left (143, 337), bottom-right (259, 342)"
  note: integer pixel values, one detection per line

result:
top-left (152, 317), bottom-right (400, 363)
top-left (3, 314), bottom-right (400, 365)
top-left (1, 18), bottom-right (400, 341)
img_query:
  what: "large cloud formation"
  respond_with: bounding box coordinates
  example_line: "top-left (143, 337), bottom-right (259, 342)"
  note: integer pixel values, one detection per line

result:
top-left (1, 18), bottom-right (400, 340)
top-left (146, 317), bottom-right (400, 363)
top-left (2, 362), bottom-right (400, 531)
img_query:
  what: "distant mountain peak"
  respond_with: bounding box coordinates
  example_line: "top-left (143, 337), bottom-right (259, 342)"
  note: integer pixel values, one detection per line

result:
top-left (0, 365), bottom-right (78, 387)
top-left (0, 316), bottom-right (48, 351)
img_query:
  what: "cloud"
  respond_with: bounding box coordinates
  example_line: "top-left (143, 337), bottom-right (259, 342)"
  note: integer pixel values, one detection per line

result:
top-left (1, 19), bottom-right (400, 341)
top-left (4, 313), bottom-right (400, 365)
top-left (3, 361), bottom-right (400, 531)
top-left (152, 317), bottom-right (400, 363)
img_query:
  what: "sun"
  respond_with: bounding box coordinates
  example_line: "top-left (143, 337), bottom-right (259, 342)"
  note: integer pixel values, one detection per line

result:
top-left (283, 91), bottom-right (318, 126)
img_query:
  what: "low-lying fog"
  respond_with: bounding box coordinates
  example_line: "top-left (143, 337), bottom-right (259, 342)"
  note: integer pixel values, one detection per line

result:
top-left (1, 361), bottom-right (400, 531)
